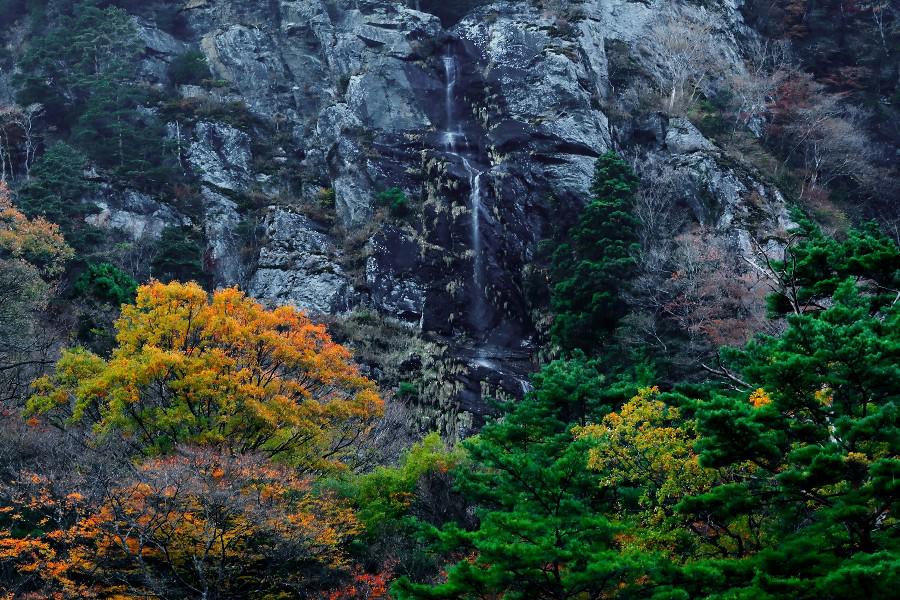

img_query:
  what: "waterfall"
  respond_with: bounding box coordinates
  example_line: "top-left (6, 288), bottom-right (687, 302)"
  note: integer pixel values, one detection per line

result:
top-left (441, 54), bottom-right (465, 152)
top-left (463, 157), bottom-right (486, 323)
top-left (442, 55), bottom-right (457, 150)
top-left (441, 48), bottom-right (488, 329)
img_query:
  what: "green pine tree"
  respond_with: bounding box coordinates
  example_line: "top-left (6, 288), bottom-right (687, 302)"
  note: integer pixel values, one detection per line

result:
top-left (394, 356), bottom-right (654, 599)
top-left (16, 3), bottom-right (176, 191)
top-left (73, 262), bottom-right (137, 306)
top-left (151, 226), bottom-right (207, 285)
top-left (764, 212), bottom-right (900, 316)
top-left (673, 227), bottom-right (900, 599)
top-left (550, 151), bottom-right (639, 353)
top-left (16, 142), bottom-right (99, 248)
top-left (15, 3), bottom-right (142, 130)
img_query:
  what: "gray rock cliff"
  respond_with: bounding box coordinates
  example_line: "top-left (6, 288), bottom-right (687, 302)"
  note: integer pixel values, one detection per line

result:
top-left (83, 0), bottom-right (791, 437)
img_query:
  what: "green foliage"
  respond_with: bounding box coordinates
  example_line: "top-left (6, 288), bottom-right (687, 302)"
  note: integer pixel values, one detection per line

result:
top-left (15, 142), bottom-right (100, 248)
top-left (336, 434), bottom-right (468, 583)
top-left (73, 262), bottom-right (137, 306)
top-left (693, 97), bottom-right (730, 138)
top-left (673, 230), bottom-right (900, 598)
top-left (15, 3), bottom-right (141, 127)
top-left (394, 357), bottom-right (651, 599)
top-left (72, 85), bottom-right (174, 189)
top-left (765, 211), bottom-right (900, 316)
top-left (550, 151), bottom-right (639, 353)
top-left (151, 226), bottom-right (207, 285)
top-left (158, 98), bottom-right (259, 131)
top-left (168, 50), bottom-right (211, 86)
top-left (397, 219), bottom-right (900, 599)
top-left (70, 261), bottom-right (138, 361)
top-left (318, 186), bottom-right (336, 209)
top-left (15, 3), bottom-right (177, 190)
top-left (376, 187), bottom-right (409, 218)
top-left (353, 433), bottom-right (464, 527)
top-left (397, 381), bottom-right (418, 400)
top-left (16, 142), bottom-right (92, 222)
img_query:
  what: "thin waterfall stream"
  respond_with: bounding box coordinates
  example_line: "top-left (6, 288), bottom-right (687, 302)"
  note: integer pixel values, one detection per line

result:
top-left (440, 44), bottom-right (534, 397)
top-left (441, 48), bottom-right (487, 330)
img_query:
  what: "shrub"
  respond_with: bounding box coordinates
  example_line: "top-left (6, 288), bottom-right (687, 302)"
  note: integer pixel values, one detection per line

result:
top-left (168, 50), bottom-right (211, 86)
top-left (318, 186), bottom-right (336, 209)
top-left (397, 381), bottom-right (418, 400)
top-left (376, 187), bottom-right (409, 217)
top-left (73, 262), bottom-right (137, 306)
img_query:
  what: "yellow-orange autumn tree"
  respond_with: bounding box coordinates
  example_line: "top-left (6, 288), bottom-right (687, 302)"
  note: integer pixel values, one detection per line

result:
top-left (28, 280), bottom-right (383, 470)
top-left (0, 451), bottom-right (364, 599)
top-left (100, 449), bottom-right (361, 598)
top-left (1, 281), bottom-right (384, 597)
top-left (0, 181), bottom-right (73, 278)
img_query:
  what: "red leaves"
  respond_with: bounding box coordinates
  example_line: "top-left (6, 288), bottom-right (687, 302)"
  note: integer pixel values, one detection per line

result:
top-left (323, 562), bottom-right (395, 599)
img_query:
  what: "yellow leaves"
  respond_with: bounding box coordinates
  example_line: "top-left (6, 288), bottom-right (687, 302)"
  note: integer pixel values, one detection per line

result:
top-left (749, 388), bottom-right (771, 408)
top-left (12, 281), bottom-right (387, 595)
top-left (576, 386), bottom-right (717, 549)
top-left (389, 491), bottom-right (415, 508)
top-left (844, 452), bottom-right (870, 466)
top-left (28, 281), bottom-right (383, 468)
top-left (815, 386), bottom-right (834, 407)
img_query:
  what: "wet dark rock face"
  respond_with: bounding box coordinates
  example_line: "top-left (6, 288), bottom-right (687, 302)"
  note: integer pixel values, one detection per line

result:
top-left (73, 0), bottom-right (792, 438)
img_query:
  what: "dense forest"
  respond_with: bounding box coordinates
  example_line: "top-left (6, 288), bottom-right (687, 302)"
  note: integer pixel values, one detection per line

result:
top-left (0, 0), bottom-right (897, 598)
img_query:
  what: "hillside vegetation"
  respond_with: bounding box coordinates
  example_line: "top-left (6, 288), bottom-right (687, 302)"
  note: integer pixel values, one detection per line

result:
top-left (0, 1), bottom-right (897, 598)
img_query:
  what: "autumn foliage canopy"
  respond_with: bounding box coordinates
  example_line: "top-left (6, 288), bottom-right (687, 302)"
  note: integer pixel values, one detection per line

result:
top-left (27, 280), bottom-right (383, 469)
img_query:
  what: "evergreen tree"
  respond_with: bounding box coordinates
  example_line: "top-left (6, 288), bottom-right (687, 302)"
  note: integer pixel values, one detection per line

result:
top-left (15, 142), bottom-right (99, 247)
top-left (673, 228), bottom-right (900, 599)
top-left (151, 226), bottom-right (207, 285)
top-left (551, 152), bottom-right (639, 353)
top-left (764, 212), bottom-right (900, 316)
top-left (15, 3), bottom-right (141, 130)
top-left (16, 3), bottom-right (176, 190)
top-left (73, 262), bottom-right (137, 306)
top-left (394, 356), bottom-right (655, 599)
top-left (168, 50), bottom-right (211, 86)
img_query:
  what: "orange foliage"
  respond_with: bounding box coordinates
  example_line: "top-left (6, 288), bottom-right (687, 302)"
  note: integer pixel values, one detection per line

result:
top-left (322, 562), bottom-right (395, 600)
top-left (103, 449), bottom-right (361, 596)
top-left (28, 280), bottom-right (383, 469)
top-left (0, 473), bottom-right (113, 598)
top-left (0, 449), bottom-right (364, 598)
top-left (749, 388), bottom-right (772, 408)
top-left (0, 182), bottom-right (73, 277)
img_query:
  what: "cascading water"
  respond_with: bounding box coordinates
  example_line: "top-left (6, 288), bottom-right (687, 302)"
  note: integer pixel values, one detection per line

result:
top-left (441, 48), bottom-right (488, 329)
top-left (440, 45), bottom-right (534, 400)
top-left (464, 157), bottom-right (485, 321)
top-left (442, 54), bottom-right (459, 151)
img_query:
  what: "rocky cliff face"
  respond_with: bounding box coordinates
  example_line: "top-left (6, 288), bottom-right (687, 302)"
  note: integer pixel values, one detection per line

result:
top-left (83, 0), bottom-right (791, 438)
